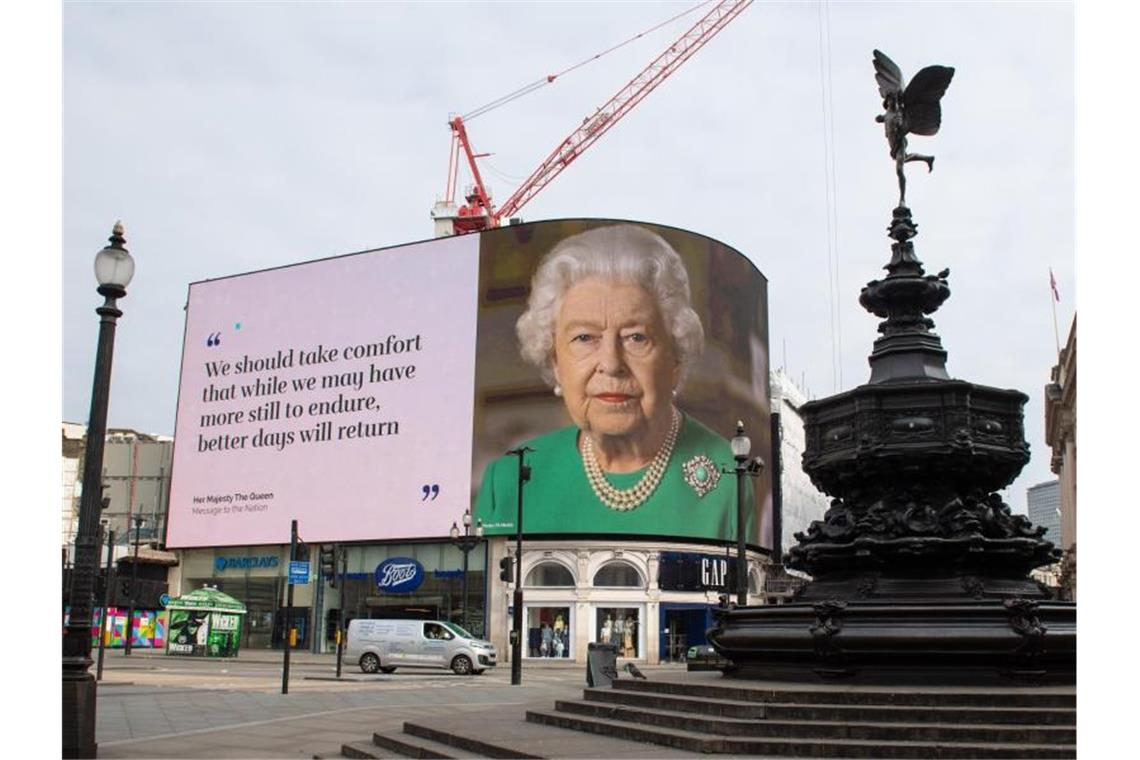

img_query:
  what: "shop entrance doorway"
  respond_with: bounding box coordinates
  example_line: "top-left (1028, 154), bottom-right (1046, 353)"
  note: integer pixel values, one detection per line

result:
top-left (660, 604), bottom-right (713, 663)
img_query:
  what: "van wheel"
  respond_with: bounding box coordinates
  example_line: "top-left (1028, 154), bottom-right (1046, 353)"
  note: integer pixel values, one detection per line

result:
top-left (451, 655), bottom-right (474, 675)
top-left (380, 666), bottom-right (397, 674)
top-left (359, 653), bottom-right (381, 674)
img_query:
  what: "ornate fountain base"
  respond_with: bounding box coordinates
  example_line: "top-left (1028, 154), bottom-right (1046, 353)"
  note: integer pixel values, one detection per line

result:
top-left (708, 576), bottom-right (1076, 686)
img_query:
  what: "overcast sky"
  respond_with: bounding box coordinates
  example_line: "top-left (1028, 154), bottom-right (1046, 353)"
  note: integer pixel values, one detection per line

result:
top-left (58, 1), bottom-right (1076, 516)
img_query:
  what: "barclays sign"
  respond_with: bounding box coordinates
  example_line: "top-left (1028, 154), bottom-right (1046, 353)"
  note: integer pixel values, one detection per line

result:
top-left (215, 555), bottom-right (279, 572)
top-left (375, 557), bottom-right (425, 593)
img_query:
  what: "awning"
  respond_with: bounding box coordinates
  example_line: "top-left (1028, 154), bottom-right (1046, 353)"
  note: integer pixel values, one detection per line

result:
top-left (165, 585), bottom-right (247, 613)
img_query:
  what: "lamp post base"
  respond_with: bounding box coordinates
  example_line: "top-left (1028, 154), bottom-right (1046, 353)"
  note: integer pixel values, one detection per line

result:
top-left (62, 668), bottom-right (97, 759)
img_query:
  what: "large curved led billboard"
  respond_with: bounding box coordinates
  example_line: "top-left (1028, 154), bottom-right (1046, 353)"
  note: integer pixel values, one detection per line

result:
top-left (166, 219), bottom-right (771, 550)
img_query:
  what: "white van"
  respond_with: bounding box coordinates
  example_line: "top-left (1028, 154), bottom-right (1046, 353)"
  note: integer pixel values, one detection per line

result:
top-left (345, 619), bottom-right (497, 675)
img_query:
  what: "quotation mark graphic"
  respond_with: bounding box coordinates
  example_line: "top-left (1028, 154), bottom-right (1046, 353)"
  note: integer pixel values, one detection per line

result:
top-left (206, 332), bottom-right (223, 347)
top-left (421, 484), bottom-right (440, 501)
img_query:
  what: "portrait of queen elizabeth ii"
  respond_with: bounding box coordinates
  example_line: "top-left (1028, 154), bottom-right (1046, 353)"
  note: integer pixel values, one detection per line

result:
top-left (473, 223), bottom-right (760, 542)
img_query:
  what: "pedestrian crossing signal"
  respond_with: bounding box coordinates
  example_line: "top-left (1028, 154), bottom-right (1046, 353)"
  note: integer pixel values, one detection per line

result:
top-left (319, 545), bottom-right (336, 586)
top-left (499, 555), bottom-right (513, 583)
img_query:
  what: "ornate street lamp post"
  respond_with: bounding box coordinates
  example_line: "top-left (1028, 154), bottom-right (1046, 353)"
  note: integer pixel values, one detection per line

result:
top-left (726, 421), bottom-right (764, 607)
top-left (63, 222), bottom-right (135, 759)
top-left (730, 422), bottom-right (752, 606)
top-left (449, 509), bottom-right (484, 634)
top-left (124, 514), bottom-right (145, 656)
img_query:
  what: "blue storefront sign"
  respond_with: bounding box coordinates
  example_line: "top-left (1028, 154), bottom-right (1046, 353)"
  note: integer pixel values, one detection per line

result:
top-left (214, 555), bottom-right (279, 572)
top-left (289, 561), bottom-right (310, 584)
top-left (375, 557), bottom-right (425, 593)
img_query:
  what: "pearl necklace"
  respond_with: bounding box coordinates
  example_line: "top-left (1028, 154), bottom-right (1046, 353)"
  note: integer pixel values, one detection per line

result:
top-left (581, 408), bottom-right (681, 512)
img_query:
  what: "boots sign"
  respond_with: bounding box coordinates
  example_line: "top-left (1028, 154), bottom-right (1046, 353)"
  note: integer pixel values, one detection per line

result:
top-left (375, 557), bottom-right (425, 593)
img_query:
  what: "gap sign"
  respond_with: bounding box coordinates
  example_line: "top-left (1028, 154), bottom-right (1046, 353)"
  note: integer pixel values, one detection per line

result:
top-left (657, 551), bottom-right (736, 592)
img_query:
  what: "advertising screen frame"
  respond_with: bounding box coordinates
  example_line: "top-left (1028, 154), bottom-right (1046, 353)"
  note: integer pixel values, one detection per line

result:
top-left (165, 218), bottom-right (771, 551)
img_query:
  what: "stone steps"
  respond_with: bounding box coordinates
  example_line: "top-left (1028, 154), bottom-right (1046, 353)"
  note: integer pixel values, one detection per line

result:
top-left (527, 708), bottom-right (1076, 758)
top-left (585, 685), bottom-right (1076, 724)
top-left (329, 676), bottom-right (1077, 758)
top-left (336, 739), bottom-right (407, 759)
top-left (610, 678), bottom-right (1076, 709)
top-left (556, 698), bottom-right (1075, 744)
top-left (371, 729), bottom-right (492, 756)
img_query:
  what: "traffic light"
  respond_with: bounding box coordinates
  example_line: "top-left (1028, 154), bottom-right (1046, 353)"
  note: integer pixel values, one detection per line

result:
top-left (319, 545), bottom-right (336, 587)
top-left (499, 555), bottom-right (513, 583)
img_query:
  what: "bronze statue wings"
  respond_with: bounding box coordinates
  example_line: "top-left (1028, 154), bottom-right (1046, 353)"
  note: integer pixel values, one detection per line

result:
top-left (873, 49), bottom-right (955, 136)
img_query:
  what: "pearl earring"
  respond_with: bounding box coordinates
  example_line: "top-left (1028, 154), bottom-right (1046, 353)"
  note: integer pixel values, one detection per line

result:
top-left (554, 385), bottom-right (563, 397)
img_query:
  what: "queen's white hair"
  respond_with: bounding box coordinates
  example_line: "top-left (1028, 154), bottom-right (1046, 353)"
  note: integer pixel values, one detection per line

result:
top-left (516, 224), bottom-right (705, 386)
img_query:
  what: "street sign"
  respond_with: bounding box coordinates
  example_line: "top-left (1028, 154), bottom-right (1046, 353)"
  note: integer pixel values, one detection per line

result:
top-left (289, 560), bottom-right (310, 584)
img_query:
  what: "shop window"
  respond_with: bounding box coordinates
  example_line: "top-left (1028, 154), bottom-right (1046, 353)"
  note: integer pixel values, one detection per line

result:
top-left (596, 607), bottom-right (640, 658)
top-left (526, 607), bottom-right (570, 658)
top-left (525, 561), bottom-right (574, 587)
top-left (593, 562), bottom-right (643, 587)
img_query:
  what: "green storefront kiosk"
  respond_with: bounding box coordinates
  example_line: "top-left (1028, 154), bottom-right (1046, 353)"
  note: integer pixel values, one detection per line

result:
top-left (165, 585), bottom-right (247, 657)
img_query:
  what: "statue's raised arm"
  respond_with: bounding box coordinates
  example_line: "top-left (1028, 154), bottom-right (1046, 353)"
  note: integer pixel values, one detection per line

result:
top-left (873, 50), bottom-right (954, 207)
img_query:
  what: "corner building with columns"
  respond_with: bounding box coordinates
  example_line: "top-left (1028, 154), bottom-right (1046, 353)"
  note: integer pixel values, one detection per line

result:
top-left (163, 218), bottom-right (775, 667)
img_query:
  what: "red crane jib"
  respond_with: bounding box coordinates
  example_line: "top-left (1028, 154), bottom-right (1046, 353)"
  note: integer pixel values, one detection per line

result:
top-left (443, 0), bottom-right (752, 235)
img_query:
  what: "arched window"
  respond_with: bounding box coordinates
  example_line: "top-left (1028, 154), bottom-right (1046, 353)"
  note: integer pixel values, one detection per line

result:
top-left (593, 562), bottom-right (643, 588)
top-left (525, 561), bottom-right (574, 587)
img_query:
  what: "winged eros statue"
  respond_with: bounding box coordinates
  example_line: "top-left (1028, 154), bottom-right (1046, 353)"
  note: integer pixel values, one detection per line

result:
top-left (873, 50), bottom-right (954, 207)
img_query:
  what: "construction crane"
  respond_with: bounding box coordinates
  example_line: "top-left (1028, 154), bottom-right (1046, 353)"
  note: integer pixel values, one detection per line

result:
top-left (431, 0), bottom-right (752, 237)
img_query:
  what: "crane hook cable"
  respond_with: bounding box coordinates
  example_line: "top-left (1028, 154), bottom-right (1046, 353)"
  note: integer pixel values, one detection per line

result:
top-left (461, 0), bottom-right (714, 123)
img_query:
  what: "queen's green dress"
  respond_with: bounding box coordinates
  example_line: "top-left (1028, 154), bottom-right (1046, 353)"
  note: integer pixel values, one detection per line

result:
top-left (474, 412), bottom-right (756, 542)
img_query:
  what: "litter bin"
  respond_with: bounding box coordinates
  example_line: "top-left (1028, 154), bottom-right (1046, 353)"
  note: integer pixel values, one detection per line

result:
top-left (587, 642), bottom-right (619, 687)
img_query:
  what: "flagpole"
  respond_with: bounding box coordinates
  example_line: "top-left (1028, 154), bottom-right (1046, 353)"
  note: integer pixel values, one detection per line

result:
top-left (1049, 268), bottom-right (1061, 358)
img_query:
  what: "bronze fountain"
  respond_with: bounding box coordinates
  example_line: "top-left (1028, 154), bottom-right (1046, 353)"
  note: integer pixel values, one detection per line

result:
top-left (707, 51), bottom-right (1076, 685)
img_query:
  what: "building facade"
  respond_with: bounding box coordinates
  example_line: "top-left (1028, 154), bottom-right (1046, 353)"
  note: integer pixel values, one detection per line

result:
top-left (61, 423), bottom-right (174, 563)
top-left (1026, 479), bottom-right (1062, 588)
top-left (1026, 479), bottom-right (1061, 547)
top-left (91, 368), bottom-right (830, 663)
top-left (764, 369), bottom-right (828, 601)
top-left (167, 535), bottom-right (764, 663)
top-left (1044, 316), bottom-right (1076, 601)
top-left (62, 423), bottom-right (179, 649)
top-left (158, 220), bottom-right (781, 665)
top-left (769, 369), bottom-right (829, 555)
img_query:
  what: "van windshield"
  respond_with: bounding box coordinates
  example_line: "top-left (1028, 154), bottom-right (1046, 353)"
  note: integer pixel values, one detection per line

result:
top-left (442, 622), bottom-right (474, 639)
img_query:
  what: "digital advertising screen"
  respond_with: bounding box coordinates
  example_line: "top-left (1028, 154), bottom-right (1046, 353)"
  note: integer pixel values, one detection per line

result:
top-left (166, 219), bottom-right (771, 549)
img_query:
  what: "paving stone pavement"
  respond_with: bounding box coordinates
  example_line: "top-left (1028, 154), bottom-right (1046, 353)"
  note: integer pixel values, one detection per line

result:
top-left (92, 648), bottom-right (684, 758)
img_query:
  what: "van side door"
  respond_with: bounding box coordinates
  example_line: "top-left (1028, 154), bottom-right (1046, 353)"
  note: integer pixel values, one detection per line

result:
top-left (418, 622), bottom-right (453, 667)
top-left (386, 621), bottom-right (418, 665)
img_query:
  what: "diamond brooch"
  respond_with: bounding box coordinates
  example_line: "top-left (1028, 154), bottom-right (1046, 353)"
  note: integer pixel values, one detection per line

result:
top-left (682, 454), bottom-right (720, 498)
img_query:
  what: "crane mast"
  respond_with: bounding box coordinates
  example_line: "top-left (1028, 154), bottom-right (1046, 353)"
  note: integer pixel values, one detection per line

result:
top-left (432, 0), bottom-right (752, 236)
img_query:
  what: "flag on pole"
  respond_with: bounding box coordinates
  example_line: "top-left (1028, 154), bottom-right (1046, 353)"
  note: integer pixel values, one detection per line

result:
top-left (1048, 268), bottom-right (1061, 357)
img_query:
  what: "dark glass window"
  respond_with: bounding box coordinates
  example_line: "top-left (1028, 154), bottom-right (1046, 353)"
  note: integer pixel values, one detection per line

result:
top-left (593, 563), bottom-right (642, 587)
top-left (525, 562), bottom-right (574, 587)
